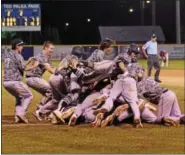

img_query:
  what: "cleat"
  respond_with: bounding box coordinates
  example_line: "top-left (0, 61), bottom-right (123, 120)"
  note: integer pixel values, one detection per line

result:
top-left (134, 118), bottom-right (143, 128)
top-left (68, 114), bottom-right (77, 126)
top-left (180, 115), bottom-right (185, 124)
top-left (53, 110), bottom-right (62, 119)
top-left (101, 114), bottom-right (114, 127)
top-left (114, 104), bottom-right (129, 117)
top-left (15, 115), bottom-right (21, 123)
top-left (17, 115), bottom-right (29, 124)
top-left (92, 113), bottom-right (104, 127)
top-left (53, 110), bottom-right (65, 123)
top-left (163, 117), bottom-right (180, 127)
top-left (53, 110), bottom-right (65, 124)
top-left (155, 79), bottom-right (162, 83)
top-left (93, 108), bottom-right (108, 116)
top-left (47, 113), bottom-right (55, 121)
top-left (62, 107), bottom-right (76, 120)
top-left (51, 113), bottom-right (59, 124)
top-left (33, 110), bottom-right (43, 121)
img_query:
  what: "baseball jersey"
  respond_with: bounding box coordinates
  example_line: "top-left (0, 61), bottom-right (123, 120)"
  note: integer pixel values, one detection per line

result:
top-left (4, 50), bottom-right (25, 81)
top-left (87, 49), bottom-right (105, 62)
top-left (26, 52), bottom-right (49, 78)
top-left (113, 52), bottom-right (131, 65)
top-left (137, 77), bottom-right (166, 104)
top-left (142, 41), bottom-right (158, 55)
top-left (110, 52), bottom-right (132, 77)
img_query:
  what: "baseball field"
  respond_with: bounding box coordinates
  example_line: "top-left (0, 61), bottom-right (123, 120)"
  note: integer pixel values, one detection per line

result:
top-left (2, 59), bottom-right (185, 154)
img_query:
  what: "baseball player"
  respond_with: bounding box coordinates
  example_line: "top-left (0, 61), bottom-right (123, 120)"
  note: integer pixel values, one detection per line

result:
top-left (3, 38), bottom-right (33, 123)
top-left (159, 50), bottom-right (169, 67)
top-left (84, 38), bottom-right (115, 63)
top-left (26, 41), bottom-right (56, 121)
top-left (49, 54), bottom-right (84, 123)
top-left (142, 34), bottom-right (162, 83)
top-left (136, 77), bottom-right (182, 126)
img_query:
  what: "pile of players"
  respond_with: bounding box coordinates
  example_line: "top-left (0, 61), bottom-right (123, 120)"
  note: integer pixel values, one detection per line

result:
top-left (3, 38), bottom-right (185, 127)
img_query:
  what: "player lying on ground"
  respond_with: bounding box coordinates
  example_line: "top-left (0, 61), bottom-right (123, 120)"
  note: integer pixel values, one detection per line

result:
top-left (99, 72), bottom-right (183, 127)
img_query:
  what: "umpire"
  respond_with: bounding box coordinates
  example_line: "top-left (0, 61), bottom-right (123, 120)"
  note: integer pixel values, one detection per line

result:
top-left (142, 34), bottom-right (161, 83)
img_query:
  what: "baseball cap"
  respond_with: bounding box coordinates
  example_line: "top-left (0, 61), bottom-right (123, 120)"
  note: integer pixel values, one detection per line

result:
top-left (11, 38), bottom-right (25, 47)
top-left (152, 34), bottom-right (156, 38)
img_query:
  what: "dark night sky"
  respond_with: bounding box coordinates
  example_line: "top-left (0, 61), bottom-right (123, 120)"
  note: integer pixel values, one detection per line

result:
top-left (2, 0), bottom-right (185, 44)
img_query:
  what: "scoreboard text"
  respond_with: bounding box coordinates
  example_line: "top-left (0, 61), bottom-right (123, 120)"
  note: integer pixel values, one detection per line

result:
top-left (1, 4), bottom-right (41, 31)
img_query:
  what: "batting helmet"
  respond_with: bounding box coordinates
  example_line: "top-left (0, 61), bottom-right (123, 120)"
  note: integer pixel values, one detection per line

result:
top-left (71, 46), bottom-right (85, 59)
top-left (127, 43), bottom-right (140, 55)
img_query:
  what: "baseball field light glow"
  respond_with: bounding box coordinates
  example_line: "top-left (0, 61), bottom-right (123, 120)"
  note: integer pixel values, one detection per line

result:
top-left (87, 18), bottom-right (91, 22)
top-left (129, 8), bottom-right (134, 13)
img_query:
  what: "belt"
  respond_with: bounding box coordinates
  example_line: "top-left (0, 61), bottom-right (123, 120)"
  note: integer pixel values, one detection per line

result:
top-left (163, 89), bottom-right (168, 93)
top-left (26, 75), bottom-right (40, 78)
top-left (148, 54), bottom-right (157, 56)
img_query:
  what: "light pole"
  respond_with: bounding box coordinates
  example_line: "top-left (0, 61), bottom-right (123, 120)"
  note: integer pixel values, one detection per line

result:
top-left (152, 0), bottom-right (156, 26)
top-left (140, 0), bottom-right (145, 25)
top-left (176, 0), bottom-right (181, 44)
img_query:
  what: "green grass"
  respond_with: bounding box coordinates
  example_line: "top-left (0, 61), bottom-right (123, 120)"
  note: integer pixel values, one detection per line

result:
top-left (1, 60), bottom-right (185, 154)
top-left (138, 59), bottom-right (184, 70)
top-left (50, 59), bottom-right (185, 70)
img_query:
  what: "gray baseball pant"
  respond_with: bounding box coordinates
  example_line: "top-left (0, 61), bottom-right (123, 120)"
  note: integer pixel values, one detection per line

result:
top-left (100, 77), bottom-right (140, 119)
top-left (26, 77), bottom-right (54, 114)
top-left (3, 81), bottom-right (33, 116)
top-left (49, 74), bottom-right (67, 101)
top-left (155, 90), bottom-right (181, 123)
top-left (75, 92), bottom-right (101, 118)
top-left (117, 107), bottom-right (157, 123)
top-left (147, 55), bottom-right (161, 80)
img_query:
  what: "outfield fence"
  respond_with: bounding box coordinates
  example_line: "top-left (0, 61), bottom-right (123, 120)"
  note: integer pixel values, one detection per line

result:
top-left (1, 44), bottom-right (185, 60)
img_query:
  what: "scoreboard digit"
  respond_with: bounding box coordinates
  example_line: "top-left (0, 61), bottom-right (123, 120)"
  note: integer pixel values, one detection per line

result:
top-left (1, 4), bottom-right (41, 31)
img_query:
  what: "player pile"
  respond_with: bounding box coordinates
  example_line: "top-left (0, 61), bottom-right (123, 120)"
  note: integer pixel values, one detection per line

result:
top-left (3, 39), bottom-right (185, 127)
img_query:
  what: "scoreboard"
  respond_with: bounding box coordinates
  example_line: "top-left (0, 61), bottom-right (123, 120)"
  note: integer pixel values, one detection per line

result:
top-left (1, 4), bottom-right (41, 31)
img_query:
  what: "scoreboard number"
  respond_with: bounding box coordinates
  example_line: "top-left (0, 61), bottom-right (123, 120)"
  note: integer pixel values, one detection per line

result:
top-left (36, 17), bottom-right (40, 26)
top-left (30, 17), bottom-right (35, 26)
top-left (19, 10), bottom-right (23, 16)
top-left (7, 10), bottom-right (11, 17)
top-left (23, 17), bottom-right (28, 26)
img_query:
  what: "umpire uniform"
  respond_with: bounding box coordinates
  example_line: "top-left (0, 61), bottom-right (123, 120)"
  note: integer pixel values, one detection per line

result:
top-left (142, 34), bottom-right (161, 82)
top-left (3, 39), bottom-right (33, 123)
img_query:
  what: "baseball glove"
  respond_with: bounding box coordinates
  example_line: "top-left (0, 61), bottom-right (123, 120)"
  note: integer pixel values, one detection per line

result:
top-left (25, 57), bottom-right (39, 71)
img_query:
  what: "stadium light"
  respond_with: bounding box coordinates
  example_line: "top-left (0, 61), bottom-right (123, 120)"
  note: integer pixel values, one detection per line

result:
top-left (129, 8), bottom-right (134, 13)
top-left (146, 0), bottom-right (151, 4)
top-left (65, 22), bottom-right (69, 26)
top-left (87, 18), bottom-right (91, 22)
